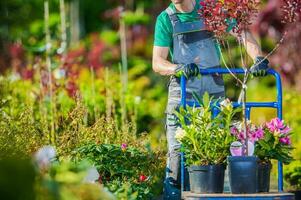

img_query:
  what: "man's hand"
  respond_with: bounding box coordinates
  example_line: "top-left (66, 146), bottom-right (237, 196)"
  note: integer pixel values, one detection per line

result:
top-left (250, 57), bottom-right (269, 77)
top-left (175, 63), bottom-right (199, 78)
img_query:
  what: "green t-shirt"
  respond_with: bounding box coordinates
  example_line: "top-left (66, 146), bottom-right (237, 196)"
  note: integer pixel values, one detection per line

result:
top-left (154, 0), bottom-right (202, 48)
top-left (154, 0), bottom-right (236, 57)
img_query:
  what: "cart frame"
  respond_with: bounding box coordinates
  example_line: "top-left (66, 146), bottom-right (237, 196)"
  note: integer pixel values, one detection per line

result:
top-left (179, 68), bottom-right (284, 194)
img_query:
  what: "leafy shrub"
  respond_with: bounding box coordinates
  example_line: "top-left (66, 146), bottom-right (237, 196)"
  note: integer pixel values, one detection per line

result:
top-left (255, 118), bottom-right (294, 164)
top-left (284, 160), bottom-right (301, 190)
top-left (72, 143), bottom-right (165, 199)
top-left (37, 160), bottom-right (115, 200)
top-left (174, 93), bottom-right (237, 165)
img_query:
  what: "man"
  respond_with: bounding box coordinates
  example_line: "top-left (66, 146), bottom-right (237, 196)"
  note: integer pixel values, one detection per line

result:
top-left (152, 0), bottom-right (269, 199)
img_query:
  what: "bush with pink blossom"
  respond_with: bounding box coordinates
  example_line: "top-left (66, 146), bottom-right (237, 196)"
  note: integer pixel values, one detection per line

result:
top-left (255, 118), bottom-right (294, 164)
top-left (231, 118), bottom-right (294, 164)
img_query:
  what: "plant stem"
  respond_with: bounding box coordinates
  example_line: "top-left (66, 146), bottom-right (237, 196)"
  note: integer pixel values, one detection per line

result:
top-left (90, 66), bottom-right (97, 121)
top-left (217, 39), bottom-right (243, 85)
top-left (105, 67), bottom-right (112, 121)
top-left (119, 63), bottom-right (127, 132)
top-left (44, 0), bottom-right (56, 146)
top-left (242, 84), bottom-right (248, 156)
top-left (59, 0), bottom-right (67, 56)
top-left (119, 10), bottom-right (128, 132)
top-left (119, 12), bottom-right (128, 89)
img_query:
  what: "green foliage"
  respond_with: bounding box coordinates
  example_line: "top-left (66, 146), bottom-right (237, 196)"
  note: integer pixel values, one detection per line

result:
top-left (0, 156), bottom-right (36, 200)
top-left (284, 160), bottom-right (301, 190)
top-left (174, 93), bottom-right (237, 166)
top-left (123, 8), bottom-right (151, 26)
top-left (255, 129), bottom-right (294, 164)
top-left (100, 30), bottom-right (119, 46)
top-left (37, 160), bottom-right (115, 200)
top-left (72, 143), bottom-right (165, 199)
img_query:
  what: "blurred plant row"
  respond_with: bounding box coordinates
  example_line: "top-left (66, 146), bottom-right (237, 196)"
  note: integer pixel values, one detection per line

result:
top-left (1, 1), bottom-right (169, 199)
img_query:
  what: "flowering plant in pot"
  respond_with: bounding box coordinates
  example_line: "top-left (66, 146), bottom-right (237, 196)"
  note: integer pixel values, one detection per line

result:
top-left (230, 118), bottom-right (294, 192)
top-left (174, 93), bottom-right (238, 194)
top-left (254, 118), bottom-right (294, 192)
top-left (228, 121), bottom-right (263, 193)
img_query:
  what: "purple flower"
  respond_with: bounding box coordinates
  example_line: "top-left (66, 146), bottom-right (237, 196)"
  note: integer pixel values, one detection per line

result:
top-left (266, 118), bottom-right (283, 132)
top-left (255, 128), bottom-right (264, 139)
top-left (249, 131), bottom-right (258, 143)
top-left (230, 127), bottom-right (239, 136)
top-left (238, 132), bottom-right (245, 141)
top-left (281, 126), bottom-right (291, 135)
top-left (279, 136), bottom-right (291, 145)
top-left (121, 143), bottom-right (127, 151)
top-left (266, 118), bottom-right (291, 135)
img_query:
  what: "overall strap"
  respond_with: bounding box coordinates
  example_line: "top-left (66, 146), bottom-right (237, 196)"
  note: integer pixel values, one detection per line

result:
top-left (165, 7), bottom-right (179, 28)
top-left (165, 7), bottom-right (206, 36)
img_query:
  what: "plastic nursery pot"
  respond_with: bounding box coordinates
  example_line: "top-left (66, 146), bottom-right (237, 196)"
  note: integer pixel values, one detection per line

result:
top-left (257, 160), bottom-right (272, 192)
top-left (188, 164), bottom-right (225, 194)
top-left (228, 156), bottom-right (258, 194)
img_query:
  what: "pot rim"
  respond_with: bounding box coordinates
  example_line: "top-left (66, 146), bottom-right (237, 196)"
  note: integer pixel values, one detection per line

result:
top-left (188, 164), bottom-right (226, 171)
top-left (227, 156), bottom-right (258, 162)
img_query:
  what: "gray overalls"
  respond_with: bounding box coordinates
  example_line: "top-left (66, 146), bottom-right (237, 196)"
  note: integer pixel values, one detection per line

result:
top-left (165, 7), bottom-right (225, 184)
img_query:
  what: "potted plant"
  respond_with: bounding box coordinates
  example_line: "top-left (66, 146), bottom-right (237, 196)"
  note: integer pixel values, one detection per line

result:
top-left (228, 121), bottom-right (263, 193)
top-left (254, 118), bottom-right (294, 192)
top-left (174, 93), bottom-right (237, 194)
top-left (230, 118), bottom-right (294, 193)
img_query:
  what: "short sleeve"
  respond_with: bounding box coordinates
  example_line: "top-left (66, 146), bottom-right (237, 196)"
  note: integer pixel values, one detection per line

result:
top-left (154, 12), bottom-right (173, 47)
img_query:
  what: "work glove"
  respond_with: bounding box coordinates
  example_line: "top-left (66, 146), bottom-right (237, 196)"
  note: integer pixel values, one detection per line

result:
top-left (250, 56), bottom-right (269, 77)
top-left (175, 63), bottom-right (199, 79)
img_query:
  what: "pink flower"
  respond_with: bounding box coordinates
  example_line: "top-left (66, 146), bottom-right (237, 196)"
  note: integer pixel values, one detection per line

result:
top-left (281, 126), bottom-right (291, 135)
top-left (266, 118), bottom-right (282, 132)
top-left (230, 127), bottom-right (239, 136)
top-left (121, 143), bottom-right (127, 151)
top-left (255, 128), bottom-right (264, 139)
top-left (266, 118), bottom-right (291, 135)
top-left (238, 132), bottom-right (245, 141)
top-left (279, 136), bottom-right (291, 145)
top-left (249, 131), bottom-right (258, 143)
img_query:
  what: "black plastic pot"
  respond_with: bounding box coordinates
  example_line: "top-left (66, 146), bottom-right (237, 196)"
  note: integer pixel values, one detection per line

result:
top-left (188, 164), bottom-right (225, 193)
top-left (257, 160), bottom-right (272, 192)
top-left (228, 156), bottom-right (258, 194)
top-left (289, 190), bottom-right (301, 200)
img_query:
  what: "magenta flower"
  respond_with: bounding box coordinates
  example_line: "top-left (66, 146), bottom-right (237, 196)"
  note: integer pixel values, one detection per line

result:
top-left (238, 132), bottom-right (245, 141)
top-left (266, 118), bottom-right (291, 135)
top-left (255, 128), bottom-right (264, 139)
top-left (121, 143), bottom-right (127, 151)
top-left (249, 132), bottom-right (258, 143)
top-left (279, 136), bottom-right (292, 145)
top-left (266, 118), bottom-right (283, 132)
top-left (230, 127), bottom-right (239, 136)
top-left (281, 126), bottom-right (292, 135)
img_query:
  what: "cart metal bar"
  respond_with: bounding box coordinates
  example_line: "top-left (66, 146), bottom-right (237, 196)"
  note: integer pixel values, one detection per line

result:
top-left (180, 68), bottom-right (284, 195)
top-left (186, 101), bottom-right (279, 108)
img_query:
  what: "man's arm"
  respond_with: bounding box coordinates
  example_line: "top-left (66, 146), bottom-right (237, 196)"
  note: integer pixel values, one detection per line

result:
top-left (230, 29), bottom-right (269, 76)
top-left (230, 30), bottom-right (263, 60)
top-left (152, 46), bottom-right (177, 76)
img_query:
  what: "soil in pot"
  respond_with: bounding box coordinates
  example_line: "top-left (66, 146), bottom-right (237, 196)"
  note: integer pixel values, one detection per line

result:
top-left (228, 156), bottom-right (258, 194)
top-left (257, 160), bottom-right (272, 192)
top-left (188, 164), bottom-right (225, 193)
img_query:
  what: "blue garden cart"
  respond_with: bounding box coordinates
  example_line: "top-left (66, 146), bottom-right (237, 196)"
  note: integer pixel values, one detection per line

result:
top-left (179, 68), bottom-right (295, 200)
